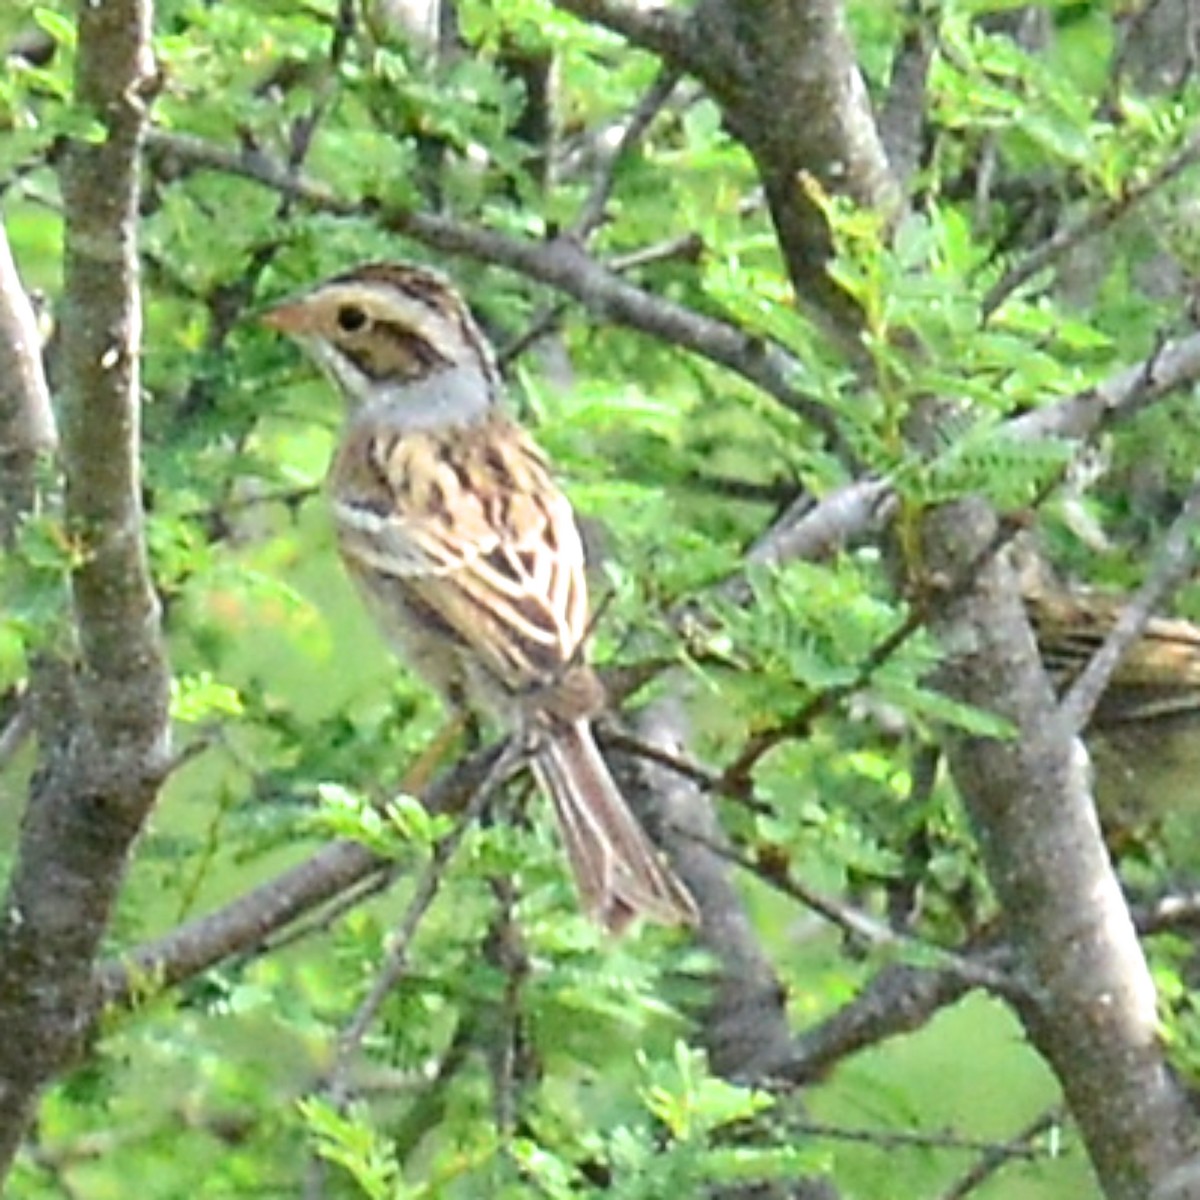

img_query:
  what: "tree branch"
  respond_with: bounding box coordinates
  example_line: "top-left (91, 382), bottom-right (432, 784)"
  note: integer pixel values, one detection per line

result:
top-left (1010, 329), bottom-right (1200, 441)
top-left (0, 223), bottom-right (56, 545)
top-left (780, 958), bottom-right (998, 1087)
top-left (0, 1), bottom-right (169, 1180)
top-left (550, 0), bottom-right (700, 71)
top-left (558, 0), bottom-right (898, 344)
top-left (1057, 475), bottom-right (1200, 734)
top-left (984, 126), bottom-right (1200, 317)
top-left (143, 130), bottom-right (842, 446)
top-left (922, 496), bottom-right (1199, 1198)
top-left (95, 742), bottom-right (509, 1009)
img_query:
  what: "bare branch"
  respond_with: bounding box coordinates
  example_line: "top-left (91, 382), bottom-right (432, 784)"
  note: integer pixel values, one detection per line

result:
top-left (95, 741), bottom-right (511, 1008)
top-left (98, 841), bottom-right (384, 1007)
top-left (550, 0), bottom-right (700, 70)
top-left (1010, 329), bottom-right (1200, 442)
top-left (780, 960), bottom-right (995, 1087)
top-left (922, 496), bottom-right (1199, 1197)
top-left (1057, 475), bottom-right (1200, 734)
top-left (686, 827), bottom-right (1019, 997)
top-left (984, 126), bottom-right (1200, 317)
top-left (58, 47), bottom-right (169, 782)
top-left (143, 131), bottom-right (842, 445)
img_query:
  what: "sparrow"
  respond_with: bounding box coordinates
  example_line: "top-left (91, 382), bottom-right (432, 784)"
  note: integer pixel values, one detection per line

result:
top-left (262, 261), bottom-right (698, 933)
top-left (1019, 548), bottom-right (1200, 839)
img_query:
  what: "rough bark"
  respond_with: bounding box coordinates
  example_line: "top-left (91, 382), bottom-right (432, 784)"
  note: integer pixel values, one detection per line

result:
top-left (923, 497), bottom-right (1200, 1200)
top-left (544, 2), bottom-right (1200, 1195)
top-left (0, 0), bottom-right (170, 1182)
top-left (555, 0), bottom-right (898, 347)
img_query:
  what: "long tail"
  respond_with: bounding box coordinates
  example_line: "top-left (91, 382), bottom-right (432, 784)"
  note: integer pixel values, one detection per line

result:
top-left (532, 720), bottom-right (698, 934)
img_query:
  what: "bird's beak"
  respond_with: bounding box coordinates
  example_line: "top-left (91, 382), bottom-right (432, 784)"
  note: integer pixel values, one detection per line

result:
top-left (259, 299), bottom-right (312, 335)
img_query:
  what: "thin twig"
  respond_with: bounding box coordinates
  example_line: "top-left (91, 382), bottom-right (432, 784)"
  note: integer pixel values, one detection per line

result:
top-left (484, 878), bottom-right (529, 1144)
top-left (936, 1108), bottom-right (1064, 1200)
top-left (278, 0), bottom-right (356, 219)
top-left (390, 1017), bottom-right (479, 1160)
top-left (302, 740), bottom-right (521, 1198)
top-left (680, 824), bottom-right (1021, 997)
top-left (787, 1116), bottom-right (1052, 1160)
top-left (600, 726), bottom-right (724, 793)
top-left (326, 740), bottom-right (521, 1094)
top-left (573, 66), bottom-right (681, 240)
top-left (718, 603), bottom-right (929, 791)
top-left (984, 126), bottom-right (1200, 316)
top-left (1058, 472), bottom-right (1200, 734)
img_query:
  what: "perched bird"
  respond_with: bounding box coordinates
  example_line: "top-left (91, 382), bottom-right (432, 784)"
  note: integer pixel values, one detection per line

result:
top-left (1021, 561), bottom-right (1200, 839)
top-left (262, 261), bottom-right (698, 933)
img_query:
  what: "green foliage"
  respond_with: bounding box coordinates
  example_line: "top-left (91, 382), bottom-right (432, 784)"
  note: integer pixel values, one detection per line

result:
top-left (300, 1099), bottom-right (407, 1199)
top-left (309, 784), bottom-right (455, 854)
top-left (9, 0), bottom-right (1199, 1195)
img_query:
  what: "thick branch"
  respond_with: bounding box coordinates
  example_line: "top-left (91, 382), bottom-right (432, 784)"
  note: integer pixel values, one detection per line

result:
top-left (60, 55), bottom-right (169, 772)
top-left (0, 1), bottom-right (169, 1182)
top-left (550, 0), bottom-right (699, 69)
top-left (557, 0), bottom-right (899, 345)
top-left (922, 497), bottom-right (1198, 1199)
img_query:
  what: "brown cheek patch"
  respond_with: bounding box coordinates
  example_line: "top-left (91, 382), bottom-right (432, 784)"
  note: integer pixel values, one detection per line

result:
top-left (340, 326), bottom-right (450, 381)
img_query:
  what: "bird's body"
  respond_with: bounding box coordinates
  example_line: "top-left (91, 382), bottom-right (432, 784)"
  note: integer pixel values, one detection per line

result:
top-left (1020, 562), bottom-right (1200, 837)
top-left (330, 410), bottom-right (589, 712)
top-left (264, 262), bottom-right (697, 933)
top-left (1028, 584), bottom-right (1200, 727)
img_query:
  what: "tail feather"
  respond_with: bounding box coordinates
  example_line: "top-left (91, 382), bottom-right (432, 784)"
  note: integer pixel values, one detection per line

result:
top-left (532, 720), bottom-right (698, 934)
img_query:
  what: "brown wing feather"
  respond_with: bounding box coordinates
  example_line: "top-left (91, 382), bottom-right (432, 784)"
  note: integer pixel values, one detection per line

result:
top-left (331, 411), bottom-right (589, 694)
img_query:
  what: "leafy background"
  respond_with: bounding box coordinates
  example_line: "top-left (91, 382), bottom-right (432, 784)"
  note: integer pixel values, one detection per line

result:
top-left (7, 0), bottom-right (1200, 1195)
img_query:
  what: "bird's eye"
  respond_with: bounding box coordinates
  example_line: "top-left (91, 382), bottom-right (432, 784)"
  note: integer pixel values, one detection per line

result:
top-left (336, 304), bottom-right (370, 333)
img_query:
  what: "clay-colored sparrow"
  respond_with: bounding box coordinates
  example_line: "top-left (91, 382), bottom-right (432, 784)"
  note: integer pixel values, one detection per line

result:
top-left (263, 262), bottom-right (698, 933)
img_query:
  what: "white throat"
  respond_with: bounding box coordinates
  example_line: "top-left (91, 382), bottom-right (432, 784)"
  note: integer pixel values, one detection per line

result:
top-left (306, 336), bottom-right (496, 431)
top-left (364, 361), bottom-right (495, 431)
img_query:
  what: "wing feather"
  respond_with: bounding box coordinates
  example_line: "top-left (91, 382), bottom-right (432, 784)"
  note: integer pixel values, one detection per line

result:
top-left (330, 412), bottom-right (589, 693)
